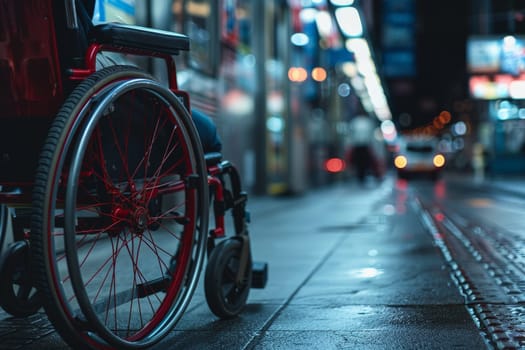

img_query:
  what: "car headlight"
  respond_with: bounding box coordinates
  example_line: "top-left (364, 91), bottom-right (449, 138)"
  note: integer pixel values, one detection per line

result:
top-left (394, 155), bottom-right (407, 169)
top-left (433, 154), bottom-right (445, 168)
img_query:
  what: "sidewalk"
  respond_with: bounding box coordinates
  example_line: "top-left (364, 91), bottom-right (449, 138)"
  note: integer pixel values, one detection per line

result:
top-left (0, 176), bottom-right (489, 350)
top-left (445, 171), bottom-right (525, 197)
top-left (487, 175), bottom-right (525, 196)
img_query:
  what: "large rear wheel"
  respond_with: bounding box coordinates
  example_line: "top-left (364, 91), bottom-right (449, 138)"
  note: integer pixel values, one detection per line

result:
top-left (31, 66), bottom-right (208, 349)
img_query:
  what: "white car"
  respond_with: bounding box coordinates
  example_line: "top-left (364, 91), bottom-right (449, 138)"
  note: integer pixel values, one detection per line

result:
top-left (393, 137), bottom-right (445, 180)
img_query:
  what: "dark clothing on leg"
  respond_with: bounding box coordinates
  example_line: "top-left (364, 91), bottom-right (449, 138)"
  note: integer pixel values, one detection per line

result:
top-left (191, 109), bottom-right (222, 153)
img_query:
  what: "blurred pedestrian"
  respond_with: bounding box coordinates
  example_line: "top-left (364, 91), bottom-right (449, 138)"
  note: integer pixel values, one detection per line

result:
top-left (346, 115), bottom-right (381, 185)
top-left (472, 142), bottom-right (485, 183)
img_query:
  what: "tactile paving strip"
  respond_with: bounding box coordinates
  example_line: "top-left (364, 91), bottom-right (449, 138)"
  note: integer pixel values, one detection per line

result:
top-left (415, 198), bottom-right (525, 349)
top-left (0, 312), bottom-right (55, 350)
top-left (474, 304), bottom-right (525, 349)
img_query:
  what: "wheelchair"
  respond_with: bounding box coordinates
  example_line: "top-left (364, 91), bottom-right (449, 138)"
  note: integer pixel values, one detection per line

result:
top-left (0, 1), bottom-right (267, 349)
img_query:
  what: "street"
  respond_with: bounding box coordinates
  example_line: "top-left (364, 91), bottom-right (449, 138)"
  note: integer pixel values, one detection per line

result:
top-left (2, 172), bottom-right (525, 349)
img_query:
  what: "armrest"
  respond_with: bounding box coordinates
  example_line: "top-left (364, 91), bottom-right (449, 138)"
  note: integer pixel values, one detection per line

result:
top-left (91, 23), bottom-right (190, 55)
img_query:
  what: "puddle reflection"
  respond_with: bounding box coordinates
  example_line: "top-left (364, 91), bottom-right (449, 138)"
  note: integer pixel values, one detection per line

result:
top-left (348, 267), bottom-right (384, 278)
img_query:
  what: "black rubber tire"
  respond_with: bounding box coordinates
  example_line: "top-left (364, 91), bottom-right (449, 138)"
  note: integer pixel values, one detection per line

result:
top-left (0, 205), bottom-right (6, 254)
top-left (204, 239), bottom-right (252, 319)
top-left (31, 65), bottom-right (208, 349)
top-left (0, 241), bottom-right (41, 317)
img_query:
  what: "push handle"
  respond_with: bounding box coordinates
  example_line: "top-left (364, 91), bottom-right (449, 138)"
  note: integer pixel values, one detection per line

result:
top-left (64, 0), bottom-right (79, 29)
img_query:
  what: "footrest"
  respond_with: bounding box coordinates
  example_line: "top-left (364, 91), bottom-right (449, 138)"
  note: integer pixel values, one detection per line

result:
top-left (251, 261), bottom-right (268, 289)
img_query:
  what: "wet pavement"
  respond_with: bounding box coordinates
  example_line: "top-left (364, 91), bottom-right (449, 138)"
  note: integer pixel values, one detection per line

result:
top-left (418, 175), bottom-right (525, 349)
top-left (3, 173), bottom-right (525, 349)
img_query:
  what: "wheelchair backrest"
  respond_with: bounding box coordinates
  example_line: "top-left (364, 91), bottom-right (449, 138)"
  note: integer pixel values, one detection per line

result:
top-left (0, 0), bottom-right (66, 118)
top-left (0, 0), bottom-right (190, 119)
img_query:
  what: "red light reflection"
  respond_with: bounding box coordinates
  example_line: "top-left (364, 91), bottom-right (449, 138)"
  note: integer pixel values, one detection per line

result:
top-left (434, 232), bottom-right (445, 240)
top-left (434, 180), bottom-right (446, 199)
top-left (325, 158), bottom-right (346, 173)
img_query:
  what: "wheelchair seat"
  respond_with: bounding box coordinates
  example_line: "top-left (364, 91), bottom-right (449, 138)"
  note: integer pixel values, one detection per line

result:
top-left (205, 152), bottom-right (223, 167)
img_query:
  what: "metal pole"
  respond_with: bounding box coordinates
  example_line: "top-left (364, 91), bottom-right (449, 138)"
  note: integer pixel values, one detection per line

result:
top-left (252, 0), bottom-right (267, 195)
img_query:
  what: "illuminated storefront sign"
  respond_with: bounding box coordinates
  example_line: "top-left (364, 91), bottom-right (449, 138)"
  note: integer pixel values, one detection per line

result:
top-left (469, 74), bottom-right (525, 99)
top-left (467, 35), bottom-right (525, 75)
top-left (381, 0), bottom-right (415, 78)
top-left (468, 35), bottom-right (525, 100)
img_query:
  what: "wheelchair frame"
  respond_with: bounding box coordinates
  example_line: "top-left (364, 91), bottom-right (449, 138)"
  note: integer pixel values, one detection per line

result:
top-left (0, 1), bottom-right (266, 349)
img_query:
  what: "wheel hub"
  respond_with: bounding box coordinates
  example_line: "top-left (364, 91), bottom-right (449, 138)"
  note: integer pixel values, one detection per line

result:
top-left (133, 207), bottom-right (149, 234)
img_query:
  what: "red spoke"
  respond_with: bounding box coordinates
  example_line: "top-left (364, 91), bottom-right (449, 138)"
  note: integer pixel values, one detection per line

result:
top-left (136, 113), bottom-right (173, 200)
top-left (143, 176), bottom-right (185, 198)
top-left (82, 169), bottom-right (134, 207)
top-left (107, 110), bottom-right (135, 191)
top-left (93, 128), bottom-right (115, 193)
top-left (108, 236), bottom-right (119, 331)
top-left (130, 105), bottom-right (167, 182)
top-left (153, 222), bottom-right (183, 243)
top-left (123, 234), bottom-right (137, 333)
top-left (129, 235), bottom-right (141, 331)
top-left (148, 160), bottom-right (185, 189)
top-left (155, 201), bottom-right (186, 221)
top-left (141, 127), bottom-right (185, 207)
top-left (156, 204), bottom-right (185, 220)
top-left (121, 236), bottom-right (162, 327)
top-left (77, 232), bottom-right (107, 273)
top-left (67, 291), bottom-right (78, 304)
top-left (144, 230), bottom-right (169, 268)
top-left (138, 234), bottom-right (174, 271)
top-left (93, 236), bottom-right (118, 328)
top-left (74, 200), bottom-right (114, 212)
top-left (145, 125), bottom-right (179, 196)
top-left (84, 235), bottom-right (128, 299)
top-left (75, 216), bottom-right (129, 235)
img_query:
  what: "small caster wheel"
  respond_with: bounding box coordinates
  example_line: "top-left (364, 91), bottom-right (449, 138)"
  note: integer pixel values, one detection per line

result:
top-left (204, 239), bottom-right (252, 318)
top-left (0, 241), bottom-right (41, 317)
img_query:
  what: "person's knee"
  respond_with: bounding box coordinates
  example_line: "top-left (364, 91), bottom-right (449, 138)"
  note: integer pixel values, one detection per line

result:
top-left (191, 109), bottom-right (222, 153)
